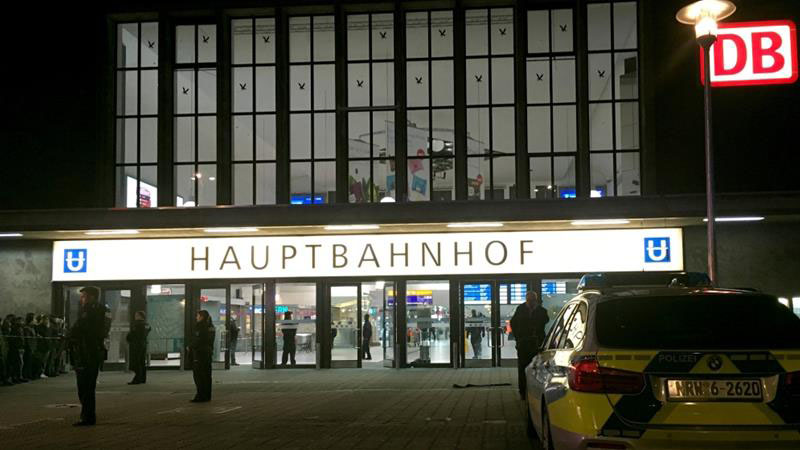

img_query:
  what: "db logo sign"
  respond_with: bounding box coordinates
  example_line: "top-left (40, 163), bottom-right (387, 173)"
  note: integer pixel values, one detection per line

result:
top-left (644, 238), bottom-right (671, 263)
top-left (701, 20), bottom-right (798, 87)
top-left (64, 249), bottom-right (88, 273)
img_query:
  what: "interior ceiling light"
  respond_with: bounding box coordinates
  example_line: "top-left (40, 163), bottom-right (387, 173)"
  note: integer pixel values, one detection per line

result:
top-left (446, 222), bottom-right (504, 228)
top-left (0, 233), bottom-right (23, 238)
top-left (703, 216), bottom-right (764, 222)
top-left (570, 219), bottom-right (631, 226)
top-left (203, 227), bottom-right (259, 233)
top-left (85, 230), bottom-right (140, 235)
top-left (324, 224), bottom-right (380, 231)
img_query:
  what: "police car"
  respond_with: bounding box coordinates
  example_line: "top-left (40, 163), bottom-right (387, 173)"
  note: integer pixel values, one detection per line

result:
top-left (525, 272), bottom-right (800, 449)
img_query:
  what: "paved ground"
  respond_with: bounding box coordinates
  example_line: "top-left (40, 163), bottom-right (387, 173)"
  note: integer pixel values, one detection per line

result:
top-left (0, 367), bottom-right (539, 449)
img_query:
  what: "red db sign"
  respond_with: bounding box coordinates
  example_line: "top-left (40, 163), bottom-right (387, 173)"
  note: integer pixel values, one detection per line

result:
top-left (701, 20), bottom-right (798, 87)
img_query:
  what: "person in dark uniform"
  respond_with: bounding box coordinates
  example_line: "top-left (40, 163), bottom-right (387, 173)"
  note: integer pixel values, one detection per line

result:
top-left (68, 286), bottom-right (108, 426)
top-left (226, 320), bottom-right (240, 366)
top-left (279, 311), bottom-right (297, 366)
top-left (465, 309), bottom-right (486, 359)
top-left (362, 314), bottom-right (372, 360)
top-left (126, 311), bottom-right (151, 385)
top-left (510, 291), bottom-right (549, 400)
top-left (189, 310), bottom-right (215, 402)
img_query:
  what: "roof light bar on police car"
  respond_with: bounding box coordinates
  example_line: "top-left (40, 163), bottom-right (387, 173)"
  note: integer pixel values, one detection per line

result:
top-left (577, 272), bottom-right (712, 291)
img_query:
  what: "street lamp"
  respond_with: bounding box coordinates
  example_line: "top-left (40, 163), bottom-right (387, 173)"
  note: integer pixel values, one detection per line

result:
top-left (676, 0), bottom-right (736, 285)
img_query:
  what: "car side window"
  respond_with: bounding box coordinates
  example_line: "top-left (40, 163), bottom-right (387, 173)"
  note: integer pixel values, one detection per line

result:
top-left (558, 302), bottom-right (587, 350)
top-left (546, 303), bottom-right (576, 350)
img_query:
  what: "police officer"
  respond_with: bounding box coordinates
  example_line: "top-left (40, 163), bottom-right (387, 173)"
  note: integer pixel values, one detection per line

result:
top-left (510, 291), bottom-right (549, 400)
top-left (279, 311), bottom-right (298, 366)
top-left (68, 286), bottom-right (109, 426)
top-left (362, 314), bottom-right (372, 360)
top-left (189, 310), bottom-right (215, 402)
top-left (465, 310), bottom-right (486, 359)
top-left (126, 311), bottom-right (151, 385)
top-left (226, 320), bottom-right (240, 366)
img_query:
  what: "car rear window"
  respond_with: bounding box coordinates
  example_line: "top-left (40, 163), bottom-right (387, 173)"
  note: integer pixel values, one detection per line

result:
top-left (596, 294), bottom-right (800, 349)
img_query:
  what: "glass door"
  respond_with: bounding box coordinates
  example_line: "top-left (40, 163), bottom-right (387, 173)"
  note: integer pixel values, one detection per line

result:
top-left (190, 285), bottom-right (230, 369)
top-left (229, 283), bottom-right (264, 367)
top-left (382, 281), bottom-right (396, 368)
top-left (406, 280), bottom-right (451, 367)
top-left (497, 281), bottom-right (531, 366)
top-left (146, 284), bottom-right (186, 368)
top-left (329, 284), bottom-right (361, 368)
top-left (461, 282), bottom-right (493, 367)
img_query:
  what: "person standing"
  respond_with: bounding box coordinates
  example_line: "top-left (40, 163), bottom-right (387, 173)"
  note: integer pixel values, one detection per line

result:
top-left (189, 310), bottom-right (215, 402)
top-left (362, 314), bottom-right (372, 360)
top-left (226, 320), bottom-right (240, 366)
top-left (279, 311), bottom-right (297, 366)
top-left (68, 286), bottom-right (108, 426)
top-left (510, 291), bottom-right (549, 400)
top-left (465, 310), bottom-right (485, 359)
top-left (126, 311), bottom-right (151, 385)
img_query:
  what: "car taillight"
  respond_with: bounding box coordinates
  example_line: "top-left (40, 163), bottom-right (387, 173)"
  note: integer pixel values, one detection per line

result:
top-left (569, 358), bottom-right (645, 394)
top-left (782, 371), bottom-right (800, 397)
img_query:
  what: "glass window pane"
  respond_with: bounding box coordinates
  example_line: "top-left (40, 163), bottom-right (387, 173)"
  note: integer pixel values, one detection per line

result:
top-left (175, 117), bottom-right (194, 162)
top-left (552, 9), bottom-right (574, 52)
top-left (615, 53), bottom-right (638, 100)
top-left (407, 110), bottom-right (429, 157)
top-left (290, 114), bottom-right (311, 159)
top-left (587, 3), bottom-right (611, 51)
top-left (431, 11), bottom-right (453, 58)
top-left (233, 115), bottom-right (253, 161)
top-left (373, 159), bottom-right (393, 202)
top-left (256, 162), bottom-right (276, 204)
top-left (116, 166), bottom-right (131, 207)
top-left (256, 114), bottom-right (276, 160)
top-left (140, 166), bottom-right (158, 207)
top-left (197, 25), bottom-right (217, 63)
top-left (491, 8), bottom-right (514, 55)
top-left (408, 158), bottom-right (429, 201)
top-left (315, 161), bottom-right (336, 203)
top-left (432, 60), bottom-right (454, 107)
top-left (290, 65), bottom-right (311, 111)
top-left (140, 117), bottom-right (158, 163)
top-left (467, 156), bottom-right (489, 200)
top-left (554, 105), bottom-right (577, 152)
top-left (467, 108), bottom-right (489, 155)
top-left (313, 16), bottom-right (335, 61)
top-left (616, 152), bottom-right (640, 196)
top-left (527, 58), bottom-right (550, 104)
top-left (465, 9), bottom-right (488, 56)
top-left (348, 63), bottom-right (369, 107)
top-left (406, 12), bottom-right (428, 59)
top-left (255, 18), bottom-right (275, 64)
top-left (431, 158), bottom-right (454, 201)
top-left (372, 111), bottom-right (394, 158)
top-left (276, 283), bottom-right (317, 364)
top-left (554, 156), bottom-right (576, 199)
top-left (348, 15), bottom-right (369, 60)
top-left (198, 116), bottom-right (216, 161)
top-left (589, 53), bottom-right (612, 101)
top-left (432, 109), bottom-right (454, 158)
top-left (197, 164), bottom-right (216, 205)
top-left (146, 284), bottom-right (186, 366)
top-left (176, 25), bottom-right (195, 64)
top-left (406, 280), bottom-right (450, 365)
top-left (530, 157), bottom-right (552, 199)
top-left (141, 69), bottom-right (158, 115)
top-left (348, 112), bottom-right (370, 159)
top-left (616, 102), bottom-right (639, 149)
top-left (290, 162), bottom-right (311, 200)
top-left (466, 58), bottom-right (489, 105)
top-left (493, 156), bottom-right (515, 199)
top-left (407, 61), bottom-right (428, 108)
top-left (614, 2), bottom-right (638, 50)
top-left (348, 160), bottom-right (371, 203)
top-left (175, 165), bottom-right (195, 206)
top-left (372, 13), bottom-right (393, 59)
top-left (118, 23), bottom-right (139, 68)
top-left (314, 113), bottom-right (336, 159)
top-left (589, 103), bottom-right (613, 150)
top-left (492, 107), bottom-right (515, 155)
top-left (552, 57), bottom-right (576, 103)
top-left (256, 66), bottom-right (276, 112)
top-left (373, 62), bottom-right (394, 106)
top-left (175, 69), bottom-right (195, 114)
top-left (233, 67), bottom-right (253, 113)
top-left (590, 153), bottom-right (613, 197)
top-left (289, 17), bottom-right (310, 63)
top-left (527, 106), bottom-right (550, 153)
top-left (232, 19), bottom-right (253, 65)
top-left (314, 64), bottom-right (336, 110)
top-left (118, 118), bottom-right (138, 164)
top-left (198, 69), bottom-right (217, 113)
top-left (528, 10), bottom-right (549, 54)
top-left (119, 71), bottom-right (138, 116)
top-left (491, 57), bottom-right (514, 104)
top-left (233, 163), bottom-right (253, 205)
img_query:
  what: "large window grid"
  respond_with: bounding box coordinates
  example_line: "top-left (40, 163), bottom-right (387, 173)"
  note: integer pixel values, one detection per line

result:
top-left (406, 10), bottom-right (455, 202)
top-left (347, 13), bottom-right (395, 203)
top-left (174, 24), bottom-right (218, 207)
top-left (465, 8), bottom-right (516, 201)
top-left (289, 15), bottom-right (336, 205)
top-left (231, 17), bottom-right (277, 205)
top-left (115, 22), bottom-right (159, 208)
top-left (587, 1), bottom-right (640, 197)
top-left (527, 9), bottom-right (578, 200)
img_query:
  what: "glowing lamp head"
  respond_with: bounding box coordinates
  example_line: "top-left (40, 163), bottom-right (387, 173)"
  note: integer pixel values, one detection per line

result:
top-left (676, 0), bottom-right (736, 41)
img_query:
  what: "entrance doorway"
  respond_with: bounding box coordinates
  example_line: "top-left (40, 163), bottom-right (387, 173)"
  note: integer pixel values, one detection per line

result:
top-left (190, 285), bottom-right (229, 369)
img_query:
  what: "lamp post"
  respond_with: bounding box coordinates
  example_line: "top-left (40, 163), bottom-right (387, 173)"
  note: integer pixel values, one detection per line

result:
top-left (676, 0), bottom-right (736, 286)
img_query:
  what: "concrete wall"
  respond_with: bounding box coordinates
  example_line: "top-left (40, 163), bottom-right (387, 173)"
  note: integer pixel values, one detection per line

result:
top-left (684, 222), bottom-right (800, 298)
top-left (0, 241), bottom-right (53, 316)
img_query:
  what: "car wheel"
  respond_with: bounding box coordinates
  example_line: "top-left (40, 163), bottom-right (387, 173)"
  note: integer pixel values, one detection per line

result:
top-left (525, 399), bottom-right (538, 440)
top-left (542, 404), bottom-right (555, 450)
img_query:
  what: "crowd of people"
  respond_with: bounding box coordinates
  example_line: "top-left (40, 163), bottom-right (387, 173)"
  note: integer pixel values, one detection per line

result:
top-left (0, 313), bottom-right (69, 385)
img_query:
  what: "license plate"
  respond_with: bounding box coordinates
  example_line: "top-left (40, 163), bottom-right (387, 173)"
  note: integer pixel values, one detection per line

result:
top-left (666, 379), bottom-right (763, 401)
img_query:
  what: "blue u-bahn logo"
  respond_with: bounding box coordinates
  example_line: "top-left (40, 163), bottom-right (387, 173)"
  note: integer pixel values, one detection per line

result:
top-left (64, 249), bottom-right (88, 273)
top-left (644, 238), bottom-right (670, 263)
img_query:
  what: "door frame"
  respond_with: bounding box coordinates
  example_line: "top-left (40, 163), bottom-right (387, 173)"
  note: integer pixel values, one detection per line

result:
top-left (327, 282), bottom-right (363, 368)
top-left (188, 283), bottom-right (231, 370)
